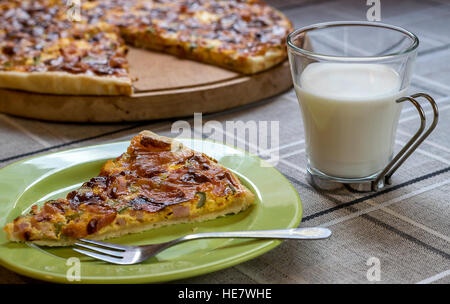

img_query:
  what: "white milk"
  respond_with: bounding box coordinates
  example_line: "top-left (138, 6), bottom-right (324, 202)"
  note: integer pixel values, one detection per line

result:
top-left (294, 63), bottom-right (406, 178)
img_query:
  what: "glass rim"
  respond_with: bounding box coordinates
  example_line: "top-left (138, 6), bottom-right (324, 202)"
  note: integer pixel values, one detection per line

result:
top-left (287, 21), bottom-right (419, 61)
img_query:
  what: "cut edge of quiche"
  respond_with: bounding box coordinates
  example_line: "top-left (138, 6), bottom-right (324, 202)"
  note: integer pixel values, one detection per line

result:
top-left (3, 131), bottom-right (255, 246)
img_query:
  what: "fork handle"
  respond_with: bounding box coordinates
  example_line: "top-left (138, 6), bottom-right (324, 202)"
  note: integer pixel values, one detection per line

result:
top-left (181, 227), bottom-right (331, 241)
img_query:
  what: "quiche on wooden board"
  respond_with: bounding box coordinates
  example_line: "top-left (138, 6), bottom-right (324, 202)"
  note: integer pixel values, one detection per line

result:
top-left (0, 0), bottom-right (293, 95)
top-left (3, 131), bottom-right (255, 246)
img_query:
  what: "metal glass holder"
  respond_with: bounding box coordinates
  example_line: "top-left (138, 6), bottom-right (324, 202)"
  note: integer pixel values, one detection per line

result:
top-left (307, 93), bottom-right (439, 192)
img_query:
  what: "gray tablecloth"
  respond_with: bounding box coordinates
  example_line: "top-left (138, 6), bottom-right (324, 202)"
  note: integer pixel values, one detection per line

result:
top-left (0, 0), bottom-right (449, 283)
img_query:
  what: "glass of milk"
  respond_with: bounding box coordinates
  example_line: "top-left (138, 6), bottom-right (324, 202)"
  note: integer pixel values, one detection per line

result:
top-left (287, 22), bottom-right (438, 191)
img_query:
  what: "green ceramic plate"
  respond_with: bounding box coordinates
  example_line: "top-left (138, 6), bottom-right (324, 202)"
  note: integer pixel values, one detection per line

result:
top-left (0, 138), bottom-right (302, 283)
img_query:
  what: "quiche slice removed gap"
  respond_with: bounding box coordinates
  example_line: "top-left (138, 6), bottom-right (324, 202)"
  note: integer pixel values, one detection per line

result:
top-left (3, 131), bottom-right (255, 246)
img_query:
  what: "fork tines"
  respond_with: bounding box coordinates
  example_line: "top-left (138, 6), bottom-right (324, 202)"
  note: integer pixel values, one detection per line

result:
top-left (73, 239), bottom-right (128, 264)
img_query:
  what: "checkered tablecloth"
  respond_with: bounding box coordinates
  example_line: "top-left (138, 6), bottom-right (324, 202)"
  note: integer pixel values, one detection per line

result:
top-left (0, 0), bottom-right (449, 284)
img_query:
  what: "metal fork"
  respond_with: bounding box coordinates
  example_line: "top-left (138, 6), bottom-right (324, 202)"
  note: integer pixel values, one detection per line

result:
top-left (73, 227), bottom-right (331, 265)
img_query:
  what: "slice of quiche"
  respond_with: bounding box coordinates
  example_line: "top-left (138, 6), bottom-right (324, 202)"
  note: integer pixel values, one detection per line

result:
top-left (3, 131), bottom-right (254, 246)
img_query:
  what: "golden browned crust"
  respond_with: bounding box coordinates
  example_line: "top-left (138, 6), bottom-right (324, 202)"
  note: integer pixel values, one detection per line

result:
top-left (0, 71), bottom-right (132, 95)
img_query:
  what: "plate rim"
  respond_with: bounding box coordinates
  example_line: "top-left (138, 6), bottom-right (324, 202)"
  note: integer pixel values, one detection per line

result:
top-left (0, 138), bottom-right (302, 283)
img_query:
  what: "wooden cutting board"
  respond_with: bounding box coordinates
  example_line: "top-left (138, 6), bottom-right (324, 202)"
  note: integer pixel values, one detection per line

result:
top-left (0, 47), bottom-right (292, 122)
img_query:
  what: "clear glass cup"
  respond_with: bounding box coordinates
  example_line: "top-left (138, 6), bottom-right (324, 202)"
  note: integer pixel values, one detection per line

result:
top-left (287, 21), bottom-right (438, 191)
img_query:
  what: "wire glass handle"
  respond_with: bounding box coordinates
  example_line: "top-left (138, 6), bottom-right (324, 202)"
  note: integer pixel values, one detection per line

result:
top-left (371, 93), bottom-right (439, 191)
